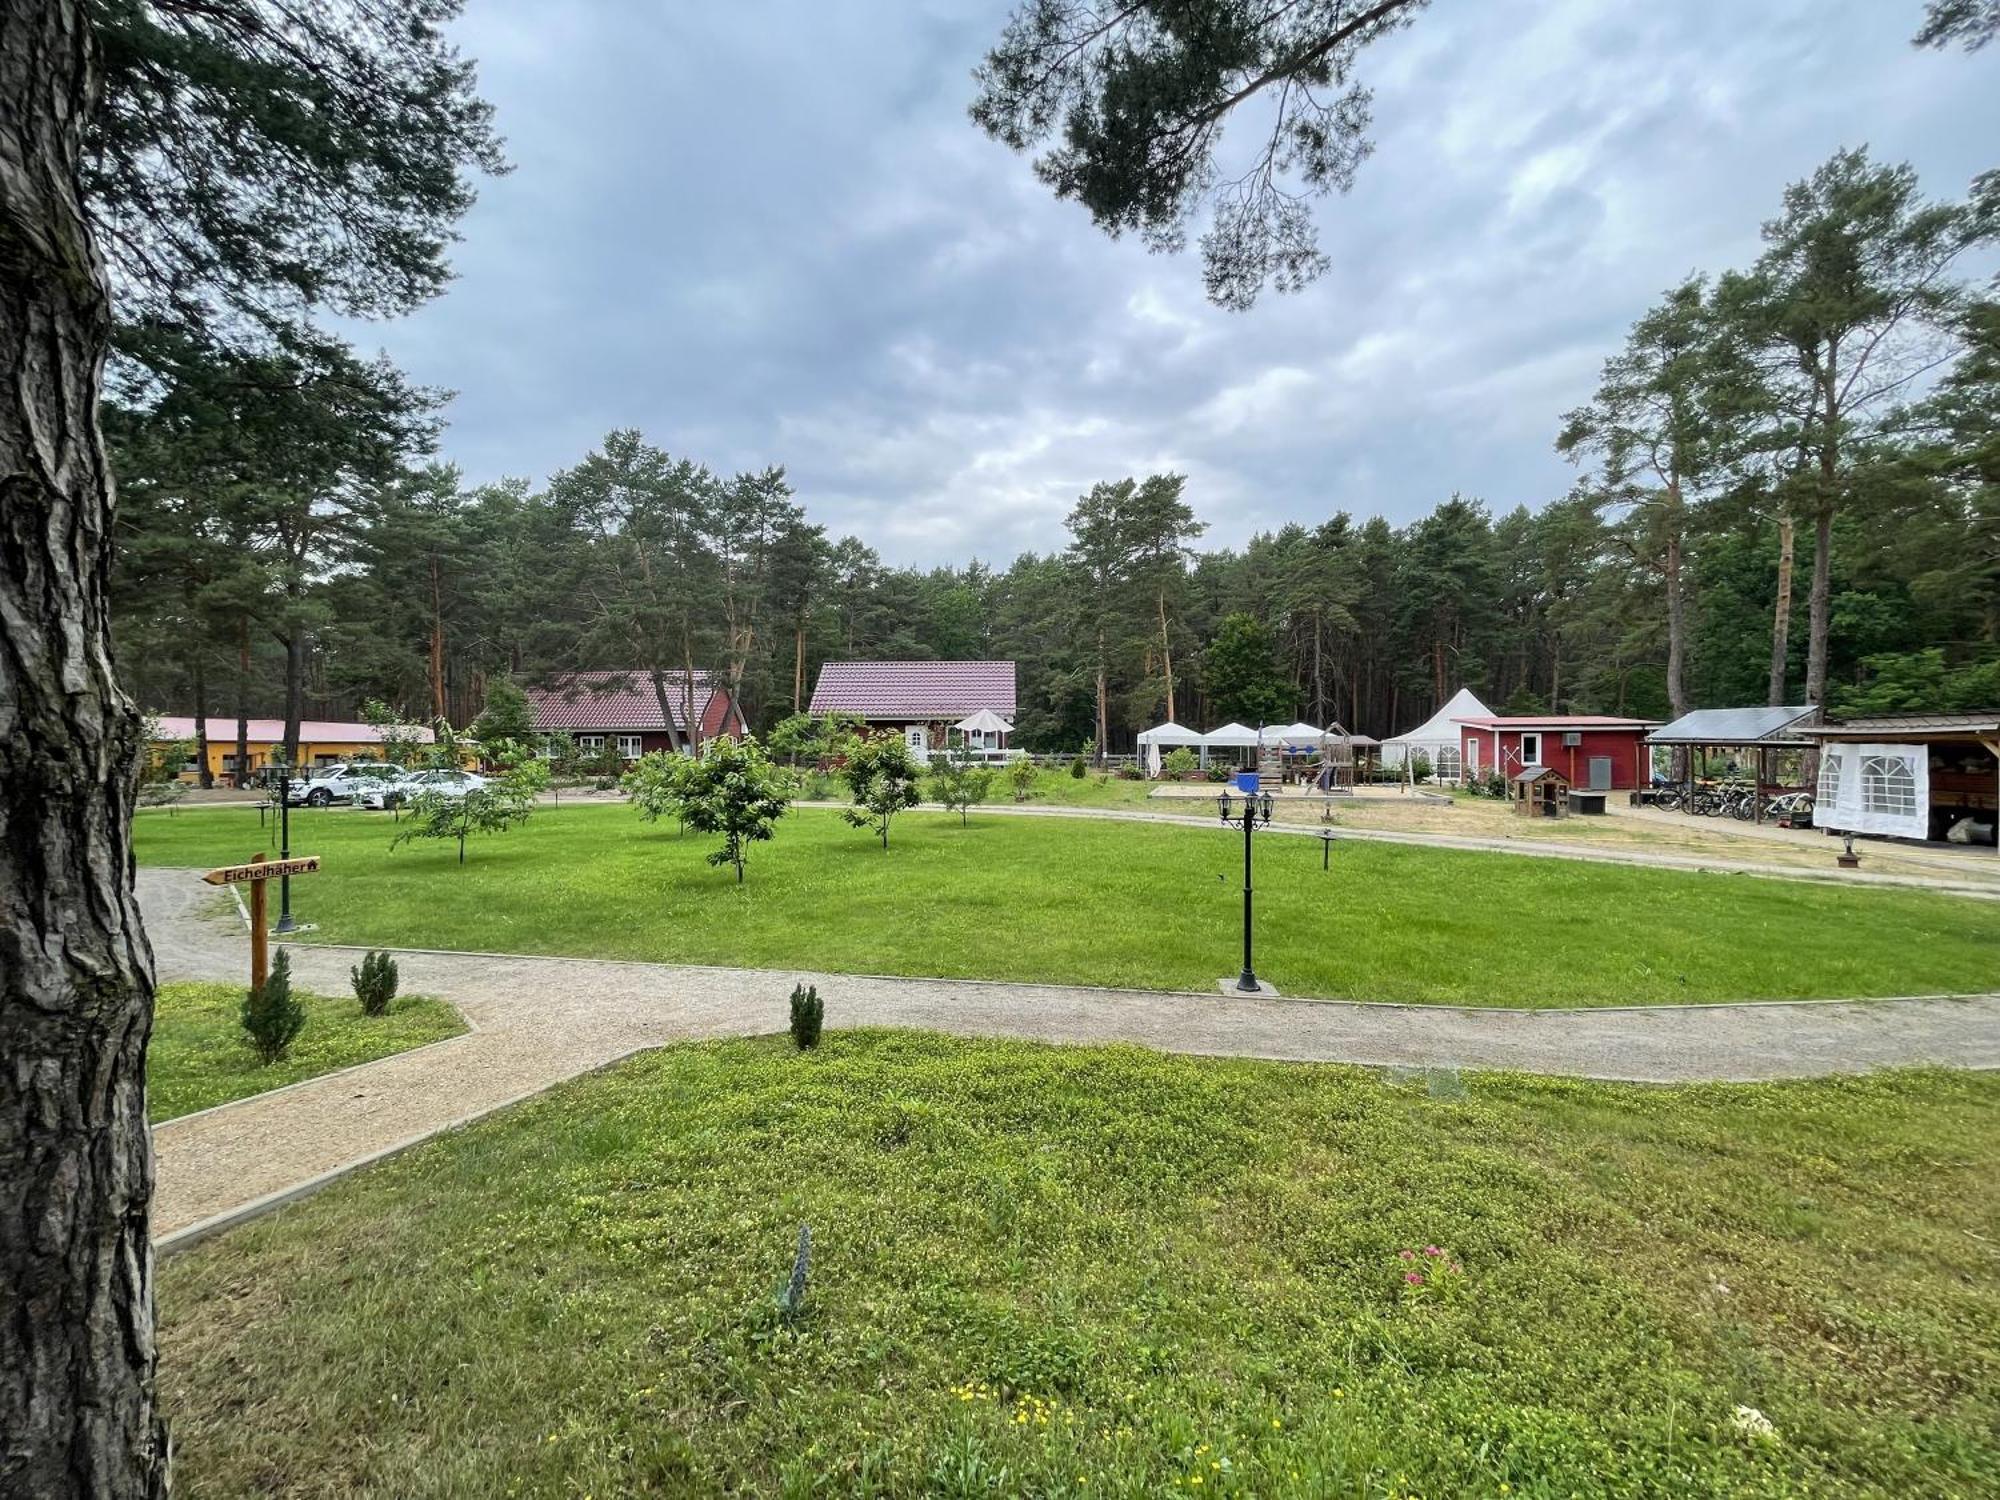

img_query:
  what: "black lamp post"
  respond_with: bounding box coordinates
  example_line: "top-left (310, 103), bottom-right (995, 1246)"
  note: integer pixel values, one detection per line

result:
top-left (1218, 785), bottom-right (1275, 992)
top-left (274, 767), bottom-right (297, 934)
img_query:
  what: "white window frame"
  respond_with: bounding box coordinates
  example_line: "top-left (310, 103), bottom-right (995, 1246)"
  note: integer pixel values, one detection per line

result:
top-left (905, 726), bottom-right (928, 753)
top-left (1467, 739), bottom-right (1481, 775)
top-left (616, 734), bottom-right (644, 761)
top-left (1434, 745), bottom-right (1462, 782)
top-left (1518, 732), bottom-right (1542, 767)
top-left (1860, 753), bottom-right (1917, 818)
top-left (577, 734), bottom-right (605, 754)
top-left (1816, 749), bottom-right (1845, 808)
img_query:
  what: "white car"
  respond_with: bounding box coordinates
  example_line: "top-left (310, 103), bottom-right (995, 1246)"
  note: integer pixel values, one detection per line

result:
top-left (362, 769), bottom-right (488, 810)
top-left (286, 762), bottom-right (404, 806)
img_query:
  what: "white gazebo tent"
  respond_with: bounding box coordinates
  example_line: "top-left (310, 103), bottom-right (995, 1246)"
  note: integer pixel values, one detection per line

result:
top-left (952, 708), bottom-right (1013, 751)
top-left (1269, 721), bottom-right (1323, 746)
top-left (1380, 687), bottom-right (1492, 781)
top-left (1199, 721), bottom-right (1260, 770)
top-left (1136, 720), bottom-right (1203, 776)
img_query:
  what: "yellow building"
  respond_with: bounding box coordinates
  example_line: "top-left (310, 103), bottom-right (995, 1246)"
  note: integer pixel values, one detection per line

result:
top-left (149, 715), bottom-right (435, 785)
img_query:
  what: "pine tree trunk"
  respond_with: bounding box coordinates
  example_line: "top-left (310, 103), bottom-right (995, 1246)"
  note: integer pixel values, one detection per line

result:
top-left (1805, 502), bottom-right (1833, 707)
top-left (793, 622), bottom-right (805, 712)
top-left (1767, 512), bottom-right (1794, 706)
top-left (429, 555), bottom-right (446, 721)
top-left (0, 3), bottom-right (170, 1492)
top-left (1158, 591), bottom-right (1175, 723)
top-left (236, 615), bottom-right (251, 786)
top-left (1663, 528), bottom-right (1688, 720)
top-left (192, 651), bottom-right (212, 787)
top-left (283, 610), bottom-right (305, 768)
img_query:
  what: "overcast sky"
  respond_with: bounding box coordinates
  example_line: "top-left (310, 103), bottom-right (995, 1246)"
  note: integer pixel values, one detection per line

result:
top-left (366, 0), bottom-right (1998, 567)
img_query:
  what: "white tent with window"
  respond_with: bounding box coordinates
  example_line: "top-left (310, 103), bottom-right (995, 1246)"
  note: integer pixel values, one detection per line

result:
top-left (1379, 688), bottom-right (1491, 779)
top-left (1137, 720), bottom-right (1203, 775)
top-left (952, 708), bottom-right (1013, 751)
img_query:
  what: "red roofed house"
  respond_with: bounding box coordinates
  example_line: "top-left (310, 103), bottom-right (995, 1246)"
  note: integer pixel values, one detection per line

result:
top-left (527, 670), bottom-right (745, 761)
top-left (808, 660), bottom-right (1017, 760)
top-left (1455, 715), bottom-right (1659, 791)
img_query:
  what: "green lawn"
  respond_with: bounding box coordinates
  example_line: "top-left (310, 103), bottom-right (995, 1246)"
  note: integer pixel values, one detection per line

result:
top-left (132, 803), bottom-right (2000, 1006)
top-left (157, 1034), bottom-right (2000, 1497)
top-left (148, 980), bottom-right (464, 1123)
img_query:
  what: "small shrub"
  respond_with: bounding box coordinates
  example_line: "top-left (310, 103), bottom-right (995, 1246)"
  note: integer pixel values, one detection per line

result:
top-left (1410, 751), bottom-right (1433, 784)
top-left (350, 949), bottom-right (399, 1016)
top-left (1007, 757), bottom-right (1038, 802)
top-left (1485, 770), bottom-right (1507, 798)
top-left (1115, 766), bottom-right (1143, 781)
top-left (1068, 755), bottom-right (1087, 779)
top-left (789, 983), bottom-right (823, 1049)
top-left (777, 1222), bottom-right (811, 1322)
top-left (1204, 766), bottom-right (1230, 783)
top-left (1162, 746), bottom-right (1197, 778)
top-left (241, 949), bottom-right (305, 1064)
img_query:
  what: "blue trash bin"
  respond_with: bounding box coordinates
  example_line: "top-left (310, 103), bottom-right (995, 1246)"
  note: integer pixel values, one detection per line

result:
top-left (1233, 771), bottom-right (1259, 795)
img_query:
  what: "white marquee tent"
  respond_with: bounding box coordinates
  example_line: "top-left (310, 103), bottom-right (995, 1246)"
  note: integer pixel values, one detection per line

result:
top-left (1268, 721), bottom-right (1324, 746)
top-left (1379, 687), bottom-right (1492, 778)
top-left (1198, 721), bottom-right (1259, 770)
top-left (1136, 720), bottom-right (1203, 774)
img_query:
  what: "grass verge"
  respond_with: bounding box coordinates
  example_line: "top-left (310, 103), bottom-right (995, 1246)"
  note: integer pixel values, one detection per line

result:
top-left (158, 1033), bottom-right (2000, 1496)
top-left (149, 980), bottom-right (465, 1123)
top-left (133, 803), bottom-right (2000, 1006)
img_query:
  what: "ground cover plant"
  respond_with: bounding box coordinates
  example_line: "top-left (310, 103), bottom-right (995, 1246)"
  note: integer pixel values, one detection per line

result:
top-left (131, 804), bottom-right (2000, 1006)
top-left (156, 1034), bottom-right (2000, 1497)
top-left (148, 980), bottom-right (464, 1123)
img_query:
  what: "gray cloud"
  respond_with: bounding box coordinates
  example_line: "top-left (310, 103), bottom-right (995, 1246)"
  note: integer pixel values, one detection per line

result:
top-left (353, 0), bottom-right (2000, 565)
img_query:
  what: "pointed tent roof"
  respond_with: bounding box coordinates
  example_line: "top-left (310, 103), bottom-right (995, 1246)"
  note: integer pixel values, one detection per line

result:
top-left (1136, 721), bottom-right (1204, 745)
top-left (1269, 721), bottom-right (1323, 745)
top-left (1201, 722), bottom-right (1260, 747)
top-left (954, 708), bottom-right (1013, 734)
top-left (1383, 688), bottom-right (1493, 749)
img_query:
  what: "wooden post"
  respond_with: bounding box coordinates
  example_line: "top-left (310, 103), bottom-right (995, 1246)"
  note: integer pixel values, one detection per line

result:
top-left (247, 851), bottom-right (268, 991)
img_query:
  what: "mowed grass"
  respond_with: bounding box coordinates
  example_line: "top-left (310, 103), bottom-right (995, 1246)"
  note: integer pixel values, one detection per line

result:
top-left (157, 1034), bottom-right (2000, 1497)
top-left (131, 803), bottom-right (2000, 1006)
top-left (148, 980), bottom-right (464, 1123)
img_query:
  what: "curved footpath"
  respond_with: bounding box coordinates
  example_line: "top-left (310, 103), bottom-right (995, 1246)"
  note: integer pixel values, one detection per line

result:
top-left (141, 868), bottom-right (2000, 1252)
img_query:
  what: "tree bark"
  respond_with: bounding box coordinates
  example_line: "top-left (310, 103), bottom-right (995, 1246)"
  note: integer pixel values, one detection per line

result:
top-left (191, 650), bottom-right (212, 788)
top-left (1157, 591), bottom-right (1175, 723)
top-left (235, 615), bottom-right (250, 787)
top-left (792, 621), bottom-right (805, 713)
top-left (0, 3), bottom-right (170, 1493)
top-left (428, 554), bottom-right (446, 722)
top-left (1767, 512), bottom-right (1794, 706)
top-left (1663, 526), bottom-right (1688, 721)
top-left (1805, 500), bottom-right (1833, 708)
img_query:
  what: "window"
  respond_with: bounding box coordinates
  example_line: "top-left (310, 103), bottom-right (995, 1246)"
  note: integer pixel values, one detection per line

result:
top-left (617, 734), bottom-right (643, 760)
top-left (1861, 753), bottom-right (1917, 818)
top-left (1434, 746), bottom-right (1462, 781)
top-left (1467, 739), bottom-right (1481, 774)
top-left (578, 735), bottom-right (605, 753)
top-left (1518, 732), bottom-right (1542, 767)
top-left (905, 726), bottom-right (928, 753)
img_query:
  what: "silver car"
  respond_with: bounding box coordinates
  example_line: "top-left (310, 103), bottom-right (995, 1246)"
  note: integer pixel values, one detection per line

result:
top-left (361, 768), bottom-right (488, 810)
top-left (286, 762), bottom-right (404, 806)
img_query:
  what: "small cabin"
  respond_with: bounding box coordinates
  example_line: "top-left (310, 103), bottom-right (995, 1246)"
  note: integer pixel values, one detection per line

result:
top-left (1511, 764), bottom-right (1570, 818)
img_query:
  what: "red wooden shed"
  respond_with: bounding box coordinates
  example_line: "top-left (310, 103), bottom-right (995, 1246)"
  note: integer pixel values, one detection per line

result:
top-left (1455, 715), bottom-right (1658, 791)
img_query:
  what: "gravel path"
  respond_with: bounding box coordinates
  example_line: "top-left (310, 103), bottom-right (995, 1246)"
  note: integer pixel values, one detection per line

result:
top-left (143, 867), bottom-right (2000, 1249)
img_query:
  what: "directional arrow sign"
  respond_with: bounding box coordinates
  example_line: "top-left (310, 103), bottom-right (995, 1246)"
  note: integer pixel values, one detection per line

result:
top-left (202, 856), bottom-right (321, 885)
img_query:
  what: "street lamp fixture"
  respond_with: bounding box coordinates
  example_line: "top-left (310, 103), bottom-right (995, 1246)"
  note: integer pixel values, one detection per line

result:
top-left (1218, 785), bottom-right (1276, 993)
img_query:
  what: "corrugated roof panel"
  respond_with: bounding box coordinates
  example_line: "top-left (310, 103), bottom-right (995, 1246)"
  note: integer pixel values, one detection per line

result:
top-left (1648, 706), bottom-right (1819, 744)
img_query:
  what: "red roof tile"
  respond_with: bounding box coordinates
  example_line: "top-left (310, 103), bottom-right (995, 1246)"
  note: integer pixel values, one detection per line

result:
top-left (808, 660), bottom-right (1016, 720)
top-left (527, 671), bottom-right (720, 732)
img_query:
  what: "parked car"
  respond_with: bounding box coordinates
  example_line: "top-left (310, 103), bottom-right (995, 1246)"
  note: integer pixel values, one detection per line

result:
top-left (361, 768), bottom-right (488, 810)
top-left (285, 762), bottom-right (405, 806)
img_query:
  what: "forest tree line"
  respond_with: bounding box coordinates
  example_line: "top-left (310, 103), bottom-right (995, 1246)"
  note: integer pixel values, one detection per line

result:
top-left (110, 148), bottom-right (1999, 759)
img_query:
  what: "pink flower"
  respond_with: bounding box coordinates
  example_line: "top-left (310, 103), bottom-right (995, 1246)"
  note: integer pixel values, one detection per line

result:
top-left (1404, 1272), bottom-right (1424, 1285)
top-left (1398, 1249), bottom-right (1416, 1261)
top-left (1423, 1246), bottom-right (1445, 1257)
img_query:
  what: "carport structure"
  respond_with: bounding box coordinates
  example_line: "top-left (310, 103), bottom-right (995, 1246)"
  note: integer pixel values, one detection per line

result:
top-left (1646, 705), bottom-right (1820, 821)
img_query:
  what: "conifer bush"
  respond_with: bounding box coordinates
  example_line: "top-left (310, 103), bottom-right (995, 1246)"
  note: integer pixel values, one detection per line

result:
top-left (241, 949), bottom-right (306, 1064)
top-left (789, 983), bottom-right (823, 1050)
top-left (351, 949), bottom-right (399, 1016)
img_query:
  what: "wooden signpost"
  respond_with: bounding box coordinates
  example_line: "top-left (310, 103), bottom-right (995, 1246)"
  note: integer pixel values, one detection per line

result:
top-left (202, 852), bottom-right (320, 989)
